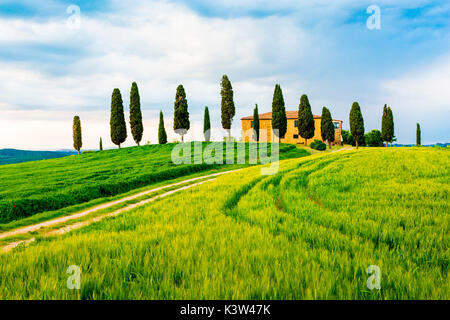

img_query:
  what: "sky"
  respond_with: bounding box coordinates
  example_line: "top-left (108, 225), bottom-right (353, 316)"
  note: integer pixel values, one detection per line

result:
top-left (0, 0), bottom-right (449, 150)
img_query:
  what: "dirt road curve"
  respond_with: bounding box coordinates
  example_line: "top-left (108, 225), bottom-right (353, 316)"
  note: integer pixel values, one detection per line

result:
top-left (0, 169), bottom-right (241, 241)
top-left (1, 178), bottom-right (217, 253)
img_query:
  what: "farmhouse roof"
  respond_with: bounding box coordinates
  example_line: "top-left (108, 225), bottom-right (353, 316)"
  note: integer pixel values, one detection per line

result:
top-left (241, 111), bottom-right (342, 122)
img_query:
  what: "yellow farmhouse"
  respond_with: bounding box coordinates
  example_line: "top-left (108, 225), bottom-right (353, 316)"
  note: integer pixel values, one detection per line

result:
top-left (241, 111), bottom-right (343, 145)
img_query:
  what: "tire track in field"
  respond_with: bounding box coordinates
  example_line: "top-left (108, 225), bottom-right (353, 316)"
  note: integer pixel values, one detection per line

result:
top-left (278, 157), bottom-right (398, 252)
top-left (221, 155), bottom-right (376, 254)
top-left (219, 148), bottom-right (352, 217)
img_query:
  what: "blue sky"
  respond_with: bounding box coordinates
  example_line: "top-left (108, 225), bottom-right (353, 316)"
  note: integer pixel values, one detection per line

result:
top-left (0, 0), bottom-right (449, 149)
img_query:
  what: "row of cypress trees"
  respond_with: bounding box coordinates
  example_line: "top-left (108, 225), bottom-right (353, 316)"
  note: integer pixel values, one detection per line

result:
top-left (253, 85), bottom-right (335, 148)
top-left (349, 102), bottom-right (396, 149)
top-left (251, 84), bottom-right (397, 149)
top-left (172, 76), bottom-right (235, 143)
top-left (115, 76), bottom-right (236, 146)
top-left (110, 82), bottom-right (173, 146)
top-left (73, 78), bottom-right (400, 152)
top-left (73, 75), bottom-right (237, 152)
top-left (173, 76), bottom-right (234, 143)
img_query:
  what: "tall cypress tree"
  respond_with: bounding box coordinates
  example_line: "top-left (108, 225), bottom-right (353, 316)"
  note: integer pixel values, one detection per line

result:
top-left (72, 115), bottom-right (82, 155)
top-left (173, 84), bottom-right (190, 142)
top-left (99, 137), bottom-right (103, 151)
top-left (387, 107), bottom-right (394, 147)
top-left (416, 123), bottom-right (421, 146)
top-left (129, 82), bottom-right (143, 146)
top-left (253, 104), bottom-right (260, 142)
top-left (381, 104), bottom-right (394, 148)
top-left (381, 104), bottom-right (389, 147)
top-left (298, 94), bottom-right (315, 145)
top-left (321, 107), bottom-right (335, 149)
top-left (158, 111), bottom-right (167, 144)
top-left (271, 84), bottom-right (287, 142)
top-left (110, 88), bottom-right (127, 148)
top-left (203, 106), bottom-right (211, 142)
top-left (220, 75), bottom-right (235, 141)
top-left (349, 102), bottom-right (365, 149)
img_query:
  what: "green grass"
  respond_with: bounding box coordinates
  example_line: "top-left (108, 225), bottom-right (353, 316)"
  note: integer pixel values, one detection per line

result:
top-left (0, 167), bottom-right (240, 233)
top-left (0, 142), bottom-right (308, 224)
top-left (0, 175), bottom-right (217, 245)
top-left (0, 147), bottom-right (448, 299)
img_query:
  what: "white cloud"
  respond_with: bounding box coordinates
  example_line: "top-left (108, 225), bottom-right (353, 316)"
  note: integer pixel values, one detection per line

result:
top-left (0, 1), bottom-right (315, 149)
top-left (0, 0), bottom-right (449, 149)
top-left (381, 55), bottom-right (450, 111)
top-left (380, 54), bottom-right (450, 143)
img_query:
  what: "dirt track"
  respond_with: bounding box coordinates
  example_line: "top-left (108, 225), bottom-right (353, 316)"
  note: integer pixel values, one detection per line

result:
top-left (1, 170), bottom-right (241, 253)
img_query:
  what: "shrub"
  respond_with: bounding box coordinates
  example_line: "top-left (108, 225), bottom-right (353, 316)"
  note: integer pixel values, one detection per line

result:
top-left (341, 130), bottom-right (354, 145)
top-left (365, 129), bottom-right (384, 147)
top-left (310, 139), bottom-right (327, 151)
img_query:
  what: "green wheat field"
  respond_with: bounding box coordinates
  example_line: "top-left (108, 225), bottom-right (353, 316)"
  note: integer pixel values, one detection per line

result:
top-left (0, 145), bottom-right (448, 299)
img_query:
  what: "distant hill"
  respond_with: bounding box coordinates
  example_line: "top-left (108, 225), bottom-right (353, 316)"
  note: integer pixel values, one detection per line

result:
top-left (0, 149), bottom-right (77, 165)
top-left (393, 143), bottom-right (449, 148)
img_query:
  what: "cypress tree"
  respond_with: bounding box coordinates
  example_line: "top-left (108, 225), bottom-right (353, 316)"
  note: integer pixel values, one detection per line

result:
top-left (416, 123), bottom-right (421, 146)
top-left (72, 115), bottom-right (82, 155)
top-left (220, 75), bottom-right (235, 141)
top-left (381, 104), bottom-right (388, 147)
top-left (203, 106), bottom-right (211, 142)
top-left (349, 102), bottom-right (365, 149)
top-left (298, 94), bottom-right (315, 145)
top-left (129, 82), bottom-right (143, 146)
top-left (173, 84), bottom-right (190, 142)
top-left (271, 84), bottom-right (287, 142)
top-left (321, 107), bottom-right (335, 149)
top-left (110, 88), bottom-right (127, 148)
top-left (387, 107), bottom-right (394, 146)
top-left (253, 104), bottom-right (260, 142)
top-left (158, 111), bottom-right (167, 144)
top-left (99, 137), bottom-right (103, 151)
top-left (381, 104), bottom-right (394, 148)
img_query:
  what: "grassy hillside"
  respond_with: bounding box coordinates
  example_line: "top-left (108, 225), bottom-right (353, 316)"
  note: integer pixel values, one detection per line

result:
top-left (0, 142), bottom-right (307, 224)
top-left (0, 149), bottom-right (76, 165)
top-left (0, 148), bottom-right (448, 299)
